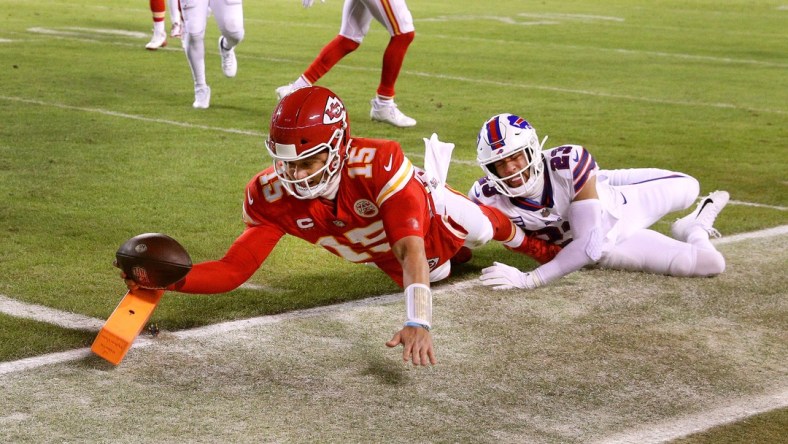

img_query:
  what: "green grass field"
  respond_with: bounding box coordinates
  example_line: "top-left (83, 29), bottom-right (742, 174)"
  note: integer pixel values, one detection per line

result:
top-left (1, 0), bottom-right (786, 442)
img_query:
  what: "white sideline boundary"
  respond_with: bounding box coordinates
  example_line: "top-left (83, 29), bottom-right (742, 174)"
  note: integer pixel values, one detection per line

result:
top-left (597, 389), bottom-right (788, 444)
top-left (0, 226), bottom-right (781, 339)
top-left (0, 226), bottom-right (785, 376)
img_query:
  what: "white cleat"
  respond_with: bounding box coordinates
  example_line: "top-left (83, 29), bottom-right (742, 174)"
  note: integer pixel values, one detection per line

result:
top-left (145, 30), bottom-right (167, 50)
top-left (193, 85), bottom-right (211, 109)
top-left (218, 36), bottom-right (237, 78)
top-left (170, 22), bottom-right (183, 38)
top-left (276, 84), bottom-right (295, 100)
top-left (369, 99), bottom-right (417, 128)
top-left (671, 190), bottom-right (729, 241)
top-left (275, 83), bottom-right (311, 100)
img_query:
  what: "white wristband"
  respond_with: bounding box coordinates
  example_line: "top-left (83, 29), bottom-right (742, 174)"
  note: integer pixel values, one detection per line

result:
top-left (521, 271), bottom-right (542, 289)
top-left (405, 283), bottom-right (432, 329)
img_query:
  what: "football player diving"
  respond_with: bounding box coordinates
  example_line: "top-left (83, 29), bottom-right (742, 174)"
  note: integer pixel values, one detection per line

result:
top-left (119, 88), bottom-right (556, 366)
top-left (470, 113), bottom-right (729, 291)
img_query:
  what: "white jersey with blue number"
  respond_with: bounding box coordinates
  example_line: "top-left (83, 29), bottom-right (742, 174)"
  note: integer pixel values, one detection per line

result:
top-left (469, 144), bottom-right (624, 247)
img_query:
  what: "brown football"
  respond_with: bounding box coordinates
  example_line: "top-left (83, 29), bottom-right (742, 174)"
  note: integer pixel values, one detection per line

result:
top-left (115, 233), bottom-right (192, 289)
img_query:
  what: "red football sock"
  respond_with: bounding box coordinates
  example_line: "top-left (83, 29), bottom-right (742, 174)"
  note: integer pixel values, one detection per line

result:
top-left (377, 31), bottom-right (414, 98)
top-left (479, 204), bottom-right (515, 242)
top-left (505, 237), bottom-right (562, 265)
top-left (479, 204), bottom-right (561, 264)
top-left (303, 35), bottom-right (360, 84)
top-left (150, 0), bottom-right (166, 22)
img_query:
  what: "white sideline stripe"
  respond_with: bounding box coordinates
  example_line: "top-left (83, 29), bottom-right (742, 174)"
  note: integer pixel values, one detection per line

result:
top-left (0, 280), bottom-right (477, 375)
top-left (729, 200), bottom-right (787, 211)
top-left (0, 349), bottom-right (95, 376)
top-left (0, 95), bottom-right (263, 137)
top-left (597, 388), bottom-right (788, 444)
top-left (0, 235), bottom-right (786, 439)
top-left (0, 295), bottom-right (104, 331)
top-left (712, 225), bottom-right (788, 246)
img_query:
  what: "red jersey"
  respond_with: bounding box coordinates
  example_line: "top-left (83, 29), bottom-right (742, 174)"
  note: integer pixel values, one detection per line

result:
top-left (172, 137), bottom-right (467, 292)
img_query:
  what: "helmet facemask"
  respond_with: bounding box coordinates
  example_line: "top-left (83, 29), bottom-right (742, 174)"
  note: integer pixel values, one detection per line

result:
top-left (477, 114), bottom-right (547, 199)
top-left (266, 127), bottom-right (344, 200)
top-left (483, 145), bottom-right (545, 198)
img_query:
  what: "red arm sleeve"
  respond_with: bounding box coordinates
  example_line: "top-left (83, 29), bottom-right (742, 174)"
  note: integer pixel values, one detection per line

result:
top-left (380, 179), bottom-right (428, 245)
top-left (168, 224), bottom-right (284, 294)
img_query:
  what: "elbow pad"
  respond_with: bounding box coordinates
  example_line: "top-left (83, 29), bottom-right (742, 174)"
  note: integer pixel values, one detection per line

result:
top-left (569, 199), bottom-right (605, 262)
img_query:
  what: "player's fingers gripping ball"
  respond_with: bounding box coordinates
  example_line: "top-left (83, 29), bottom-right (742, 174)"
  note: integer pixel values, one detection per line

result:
top-left (115, 233), bottom-right (192, 289)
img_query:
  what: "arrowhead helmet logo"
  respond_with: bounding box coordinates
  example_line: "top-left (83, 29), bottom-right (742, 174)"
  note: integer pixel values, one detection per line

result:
top-left (323, 96), bottom-right (346, 125)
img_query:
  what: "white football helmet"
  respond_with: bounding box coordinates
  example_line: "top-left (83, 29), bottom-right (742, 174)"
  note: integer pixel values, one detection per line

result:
top-left (476, 113), bottom-right (547, 198)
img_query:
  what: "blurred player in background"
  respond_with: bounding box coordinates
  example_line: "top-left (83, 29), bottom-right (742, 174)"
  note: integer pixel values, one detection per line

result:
top-left (276, 0), bottom-right (418, 128)
top-left (145, 0), bottom-right (183, 50)
top-left (119, 87), bottom-right (553, 365)
top-left (182, 0), bottom-right (244, 108)
top-left (470, 113), bottom-right (729, 291)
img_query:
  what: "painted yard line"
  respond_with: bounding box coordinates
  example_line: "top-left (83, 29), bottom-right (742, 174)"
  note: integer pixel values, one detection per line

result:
top-left (712, 224), bottom-right (788, 246)
top-left (0, 95), bottom-right (262, 137)
top-left (402, 69), bottom-right (787, 116)
top-left (430, 34), bottom-right (788, 69)
top-left (5, 93), bottom-right (787, 181)
top-left (35, 3), bottom-right (788, 40)
top-left (16, 29), bottom-right (788, 116)
top-left (0, 295), bottom-right (104, 331)
top-left (729, 200), bottom-right (787, 211)
top-left (597, 388), bottom-right (788, 444)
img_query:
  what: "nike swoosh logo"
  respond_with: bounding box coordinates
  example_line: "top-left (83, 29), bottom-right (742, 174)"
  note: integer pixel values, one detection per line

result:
top-left (247, 190), bottom-right (254, 206)
top-left (383, 155), bottom-right (394, 172)
top-left (696, 198), bottom-right (712, 218)
top-left (620, 192), bottom-right (627, 204)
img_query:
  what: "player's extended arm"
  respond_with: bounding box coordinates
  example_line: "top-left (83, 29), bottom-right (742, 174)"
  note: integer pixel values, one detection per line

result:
top-left (481, 176), bottom-right (603, 290)
top-left (385, 235), bottom-right (437, 366)
top-left (168, 225), bottom-right (282, 294)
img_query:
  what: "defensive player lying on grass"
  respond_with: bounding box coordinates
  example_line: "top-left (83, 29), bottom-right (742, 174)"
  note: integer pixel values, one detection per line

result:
top-left (469, 113), bottom-right (729, 290)
top-left (118, 88), bottom-right (556, 366)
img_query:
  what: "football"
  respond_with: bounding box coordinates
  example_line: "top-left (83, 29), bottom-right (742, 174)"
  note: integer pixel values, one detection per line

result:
top-left (115, 233), bottom-right (192, 289)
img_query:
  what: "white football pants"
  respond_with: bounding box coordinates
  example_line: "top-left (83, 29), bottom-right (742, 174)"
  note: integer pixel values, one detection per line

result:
top-left (598, 169), bottom-right (725, 276)
top-left (181, 0), bottom-right (244, 86)
top-left (339, 0), bottom-right (415, 41)
top-left (428, 187), bottom-right (494, 282)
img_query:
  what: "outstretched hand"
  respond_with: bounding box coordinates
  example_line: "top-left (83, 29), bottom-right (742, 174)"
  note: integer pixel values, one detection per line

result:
top-left (386, 325), bottom-right (436, 366)
top-left (480, 261), bottom-right (538, 290)
top-left (112, 260), bottom-right (140, 291)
